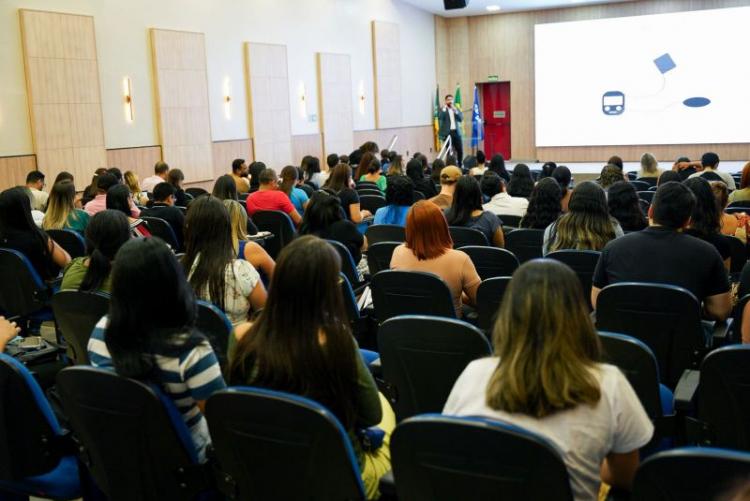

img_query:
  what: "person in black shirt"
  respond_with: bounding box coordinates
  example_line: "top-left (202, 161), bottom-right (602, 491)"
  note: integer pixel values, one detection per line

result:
top-left (167, 168), bottom-right (190, 208)
top-left (299, 191), bottom-right (364, 263)
top-left (141, 183), bottom-right (186, 250)
top-left (406, 158), bottom-right (437, 199)
top-left (683, 177), bottom-right (731, 269)
top-left (592, 181), bottom-right (731, 321)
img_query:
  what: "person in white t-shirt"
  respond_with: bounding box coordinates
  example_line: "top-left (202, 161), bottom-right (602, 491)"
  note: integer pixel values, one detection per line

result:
top-left (481, 171), bottom-right (529, 218)
top-left (444, 259), bottom-right (653, 501)
top-left (141, 161), bottom-right (170, 193)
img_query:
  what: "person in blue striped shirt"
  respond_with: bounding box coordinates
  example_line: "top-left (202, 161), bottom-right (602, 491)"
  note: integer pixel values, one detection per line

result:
top-left (87, 237), bottom-right (226, 463)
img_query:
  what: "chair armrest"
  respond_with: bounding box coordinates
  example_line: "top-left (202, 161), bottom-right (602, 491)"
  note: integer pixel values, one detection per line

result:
top-left (379, 470), bottom-right (397, 499)
top-left (674, 369), bottom-right (700, 412)
top-left (368, 357), bottom-right (382, 378)
top-left (704, 318), bottom-right (733, 346)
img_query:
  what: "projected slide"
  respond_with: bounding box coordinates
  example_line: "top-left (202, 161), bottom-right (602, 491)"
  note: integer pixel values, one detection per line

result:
top-left (534, 6), bottom-right (750, 147)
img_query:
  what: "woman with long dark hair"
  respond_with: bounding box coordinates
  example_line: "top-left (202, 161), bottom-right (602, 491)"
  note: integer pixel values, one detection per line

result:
top-left (167, 168), bottom-right (189, 207)
top-left (444, 260), bottom-right (652, 499)
top-left (543, 181), bottom-right (623, 255)
top-left (445, 176), bottom-right (504, 247)
top-left (324, 164), bottom-right (371, 223)
top-left (508, 163), bottom-right (535, 198)
top-left (183, 196), bottom-right (267, 326)
top-left (684, 177), bottom-right (731, 269)
top-left (61, 210), bottom-right (131, 293)
top-left (0, 187), bottom-right (70, 280)
top-left (520, 178), bottom-right (562, 229)
top-left (300, 191), bottom-right (365, 263)
top-left (228, 236), bottom-right (392, 498)
top-left (607, 181), bottom-right (647, 232)
top-left (488, 154), bottom-right (510, 183)
top-left (43, 180), bottom-right (90, 233)
top-left (106, 184), bottom-right (151, 238)
top-left (552, 166), bottom-right (573, 212)
top-left (87, 238), bottom-right (226, 462)
top-left (303, 156), bottom-right (325, 189)
top-left (279, 165), bottom-right (309, 214)
top-left (248, 162), bottom-right (267, 193)
top-left (406, 158), bottom-right (437, 198)
top-left (359, 157), bottom-right (386, 192)
top-left (212, 174), bottom-right (239, 201)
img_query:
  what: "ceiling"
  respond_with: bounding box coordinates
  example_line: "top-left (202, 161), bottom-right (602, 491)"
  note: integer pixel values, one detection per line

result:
top-left (399, 0), bottom-right (634, 17)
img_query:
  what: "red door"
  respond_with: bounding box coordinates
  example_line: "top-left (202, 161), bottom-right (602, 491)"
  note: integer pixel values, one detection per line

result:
top-left (481, 82), bottom-right (511, 160)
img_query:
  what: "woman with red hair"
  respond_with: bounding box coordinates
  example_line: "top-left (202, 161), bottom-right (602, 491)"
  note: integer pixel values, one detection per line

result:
top-left (390, 200), bottom-right (481, 317)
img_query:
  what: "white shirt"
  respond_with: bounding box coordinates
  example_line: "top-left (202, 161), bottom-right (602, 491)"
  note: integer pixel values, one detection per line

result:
top-left (444, 358), bottom-right (653, 501)
top-left (447, 107), bottom-right (456, 130)
top-left (141, 175), bottom-right (166, 193)
top-left (29, 188), bottom-right (48, 211)
top-left (189, 257), bottom-right (261, 326)
top-left (687, 169), bottom-right (736, 190)
top-left (483, 192), bottom-right (529, 218)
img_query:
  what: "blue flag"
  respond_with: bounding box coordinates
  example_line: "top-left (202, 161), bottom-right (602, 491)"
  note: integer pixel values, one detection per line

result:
top-left (471, 85), bottom-right (483, 148)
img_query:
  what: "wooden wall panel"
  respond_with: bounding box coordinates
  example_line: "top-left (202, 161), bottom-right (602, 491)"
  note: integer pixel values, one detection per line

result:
top-left (245, 43), bottom-right (292, 171)
top-left (106, 146), bottom-right (162, 183)
top-left (151, 29), bottom-right (214, 182)
top-left (0, 155), bottom-right (37, 191)
top-left (371, 21), bottom-right (402, 129)
top-left (291, 135), bottom-right (324, 166)
top-left (317, 53), bottom-right (354, 160)
top-left (441, 0), bottom-right (750, 161)
top-left (20, 10), bottom-right (107, 185)
top-left (212, 139), bottom-right (254, 177)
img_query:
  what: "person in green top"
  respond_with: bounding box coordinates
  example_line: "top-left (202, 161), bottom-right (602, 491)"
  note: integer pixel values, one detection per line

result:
top-left (227, 236), bottom-right (394, 499)
top-left (42, 180), bottom-right (90, 234)
top-left (61, 210), bottom-right (131, 293)
top-left (359, 157), bottom-right (387, 193)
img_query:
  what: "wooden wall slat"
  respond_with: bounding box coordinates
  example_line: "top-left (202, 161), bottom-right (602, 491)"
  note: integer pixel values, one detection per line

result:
top-left (317, 53), bottom-right (354, 160)
top-left (212, 139), bottom-right (254, 177)
top-left (106, 146), bottom-right (162, 183)
top-left (0, 156), bottom-right (37, 191)
top-left (371, 21), bottom-right (403, 129)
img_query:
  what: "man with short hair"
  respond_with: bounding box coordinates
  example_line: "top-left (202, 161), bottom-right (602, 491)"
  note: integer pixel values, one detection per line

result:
top-left (428, 166), bottom-right (462, 210)
top-left (141, 182), bottom-right (185, 249)
top-left (688, 152), bottom-right (735, 190)
top-left (482, 171), bottom-right (528, 217)
top-left (438, 94), bottom-right (464, 167)
top-left (84, 173), bottom-right (140, 217)
top-left (25, 171), bottom-right (48, 210)
top-left (141, 161), bottom-right (170, 193)
top-left (245, 169), bottom-right (302, 226)
top-left (231, 158), bottom-right (250, 194)
top-left (591, 181), bottom-right (731, 321)
top-left (470, 151), bottom-right (487, 176)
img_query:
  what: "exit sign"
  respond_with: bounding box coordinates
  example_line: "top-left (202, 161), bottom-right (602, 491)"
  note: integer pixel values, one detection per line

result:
top-left (487, 75), bottom-right (499, 81)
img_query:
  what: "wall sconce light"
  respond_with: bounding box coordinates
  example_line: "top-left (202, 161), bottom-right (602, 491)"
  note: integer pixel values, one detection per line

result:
top-left (358, 81), bottom-right (366, 115)
top-left (123, 77), bottom-right (134, 122)
top-left (298, 82), bottom-right (307, 118)
top-left (223, 77), bottom-right (232, 120)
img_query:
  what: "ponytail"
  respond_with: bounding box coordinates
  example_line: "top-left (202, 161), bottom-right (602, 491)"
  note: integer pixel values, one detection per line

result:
top-left (79, 247), bottom-right (112, 292)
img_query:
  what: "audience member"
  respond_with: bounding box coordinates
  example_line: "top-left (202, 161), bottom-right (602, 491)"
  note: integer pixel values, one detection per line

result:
top-left (355, 151), bottom-right (378, 182)
top-left (430, 158), bottom-right (446, 186)
top-left (0, 187), bottom-right (70, 280)
top-left (141, 182), bottom-right (186, 248)
top-left (223, 199), bottom-right (275, 281)
top-left (487, 154), bottom-right (510, 183)
top-left (390, 201), bottom-right (481, 317)
top-left (540, 161), bottom-right (557, 179)
top-left (212, 174), bottom-right (239, 201)
top-left (380, 149), bottom-right (391, 172)
top-left (359, 157), bottom-right (386, 192)
top-left (507, 163), bottom-right (534, 198)
top-left (406, 158), bottom-right (436, 199)
top-left (107, 184), bottom-right (150, 237)
top-left (374, 176), bottom-right (414, 227)
top-left (600, 164), bottom-right (625, 191)
top-left (53, 171), bottom-right (74, 185)
top-left (607, 155), bottom-right (624, 170)
top-left (107, 167), bottom-right (123, 185)
top-left (326, 153), bottom-right (339, 178)
top-left (444, 259), bottom-right (653, 500)
top-left (657, 170), bottom-right (681, 186)
top-left (683, 177), bottom-right (731, 269)
top-left (728, 161), bottom-right (750, 204)
top-left (245, 169), bottom-right (302, 227)
top-left (481, 171), bottom-right (528, 218)
top-left (591, 182), bottom-right (731, 320)
top-left (300, 191), bottom-right (366, 263)
top-left (88, 237), bottom-right (225, 463)
top-left (304, 156), bottom-right (326, 189)
top-left (711, 181), bottom-right (741, 238)
top-left (552, 166), bottom-right (573, 212)
top-left (446, 176), bottom-right (504, 247)
top-left (61, 210), bottom-right (130, 293)
top-left (231, 158), bottom-right (250, 194)
top-left (141, 161), bottom-right (169, 193)
top-left (0, 316), bottom-right (21, 353)
top-left (183, 196), bottom-right (267, 326)
top-left (469, 150), bottom-right (487, 176)
top-left (672, 156), bottom-right (700, 181)
top-left (689, 152), bottom-right (736, 189)
top-left (86, 173), bottom-right (140, 218)
top-left (428, 165), bottom-right (461, 210)
top-left (42, 180), bottom-right (90, 233)
top-left (638, 153), bottom-right (662, 179)
top-left (324, 164), bottom-right (371, 223)
top-left (248, 161), bottom-right (266, 192)
top-left (124, 171), bottom-right (149, 206)
top-left (543, 181), bottom-right (623, 255)
top-left (227, 236), bottom-right (391, 498)
top-left (520, 178), bottom-right (562, 229)
top-left (25, 171), bottom-right (48, 211)
top-left (82, 168), bottom-right (108, 206)
top-left (607, 181), bottom-right (647, 232)
top-left (386, 153), bottom-right (404, 178)
top-left (279, 165), bottom-right (309, 215)
top-left (167, 168), bottom-right (189, 207)
top-left (462, 155), bottom-right (478, 173)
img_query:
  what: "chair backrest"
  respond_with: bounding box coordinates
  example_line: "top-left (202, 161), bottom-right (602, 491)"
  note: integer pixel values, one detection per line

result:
top-left (595, 283), bottom-right (705, 388)
top-left (356, 188), bottom-right (382, 197)
top-left (504, 229), bottom-right (544, 263)
top-left (359, 194), bottom-right (386, 213)
top-left (632, 447), bottom-right (750, 501)
top-left (0, 354), bottom-right (65, 481)
top-left (630, 180), bottom-right (651, 191)
top-left (46, 229), bottom-right (86, 259)
top-left (185, 187), bottom-right (208, 198)
top-left (726, 235), bottom-right (747, 274)
top-left (476, 277), bottom-right (512, 332)
top-left (726, 206), bottom-right (750, 214)
top-left (371, 270), bottom-right (456, 322)
top-left (636, 177), bottom-right (658, 187)
top-left (56, 366), bottom-right (210, 501)
top-left (599, 332), bottom-right (663, 419)
top-left (699, 171), bottom-right (724, 182)
top-left (206, 387), bottom-right (365, 500)
top-left (252, 210), bottom-right (296, 259)
top-left (391, 415), bottom-right (574, 501)
top-left (140, 216), bottom-right (180, 251)
top-left (639, 198), bottom-right (651, 214)
top-left (546, 250), bottom-right (601, 309)
top-left (735, 293), bottom-right (750, 342)
top-left (0, 248), bottom-right (50, 318)
top-left (366, 224), bottom-right (405, 245)
top-left (298, 184), bottom-right (314, 197)
top-left (626, 171), bottom-right (637, 181)
top-left (727, 201), bottom-right (749, 209)
top-left (326, 239), bottom-right (361, 289)
top-left (367, 241), bottom-right (400, 276)
top-left (196, 300), bottom-right (233, 370)
top-left (637, 191), bottom-right (655, 204)
top-left (498, 214), bottom-right (522, 227)
top-left (697, 345), bottom-right (750, 450)
top-left (52, 290), bottom-right (110, 365)
top-left (339, 273), bottom-right (360, 324)
top-left (449, 227), bottom-right (488, 248)
top-left (458, 246), bottom-right (519, 280)
top-left (378, 315), bottom-right (491, 420)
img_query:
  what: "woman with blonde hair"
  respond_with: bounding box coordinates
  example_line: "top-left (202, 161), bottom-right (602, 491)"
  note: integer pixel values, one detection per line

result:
top-left (638, 152), bottom-right (662, 178)
top-left (124, 171), bottom-right (149, 206)
top-left (444, 259), bottom-right (653, 500)
top-left (223, 199), bottom-right (275, 281)
top-left (43, 180), bottom-right (90, 233)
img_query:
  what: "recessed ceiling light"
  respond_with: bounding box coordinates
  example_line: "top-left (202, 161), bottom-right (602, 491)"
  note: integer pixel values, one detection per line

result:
top-left (486, 4), bottom-right (501, 11)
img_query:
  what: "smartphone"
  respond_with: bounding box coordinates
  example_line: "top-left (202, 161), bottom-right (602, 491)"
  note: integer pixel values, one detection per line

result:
top-left (19, 336), bottom-right (43, 349)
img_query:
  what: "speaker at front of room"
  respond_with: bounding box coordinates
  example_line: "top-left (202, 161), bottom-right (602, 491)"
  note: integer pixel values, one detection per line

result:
top-left (443, 0), bottom-right (469, 10)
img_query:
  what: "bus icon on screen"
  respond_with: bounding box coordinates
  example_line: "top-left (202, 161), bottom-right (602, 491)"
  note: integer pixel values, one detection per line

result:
top-left (602, 91), bottom-right (625, 115)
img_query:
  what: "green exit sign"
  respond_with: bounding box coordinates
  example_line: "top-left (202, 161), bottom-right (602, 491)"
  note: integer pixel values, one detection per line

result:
top-left (487, 75), bottom-right (499, 81)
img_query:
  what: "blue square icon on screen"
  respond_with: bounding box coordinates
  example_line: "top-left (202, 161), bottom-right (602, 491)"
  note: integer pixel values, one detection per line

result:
top-left (654, 53), bottom-right (676, 74)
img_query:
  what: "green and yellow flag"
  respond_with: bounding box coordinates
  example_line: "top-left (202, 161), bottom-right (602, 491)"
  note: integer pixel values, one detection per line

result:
top-left (454, 83), bottom-right (464, 136)
top-left (433, 84), bottom-right (440, 150)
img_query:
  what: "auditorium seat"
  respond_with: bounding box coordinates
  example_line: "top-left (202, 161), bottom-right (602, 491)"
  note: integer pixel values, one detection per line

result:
top-left (497, 214), bottom-right (522, 228)
top-left (0, 354), bottom-right (81, 500)
top-left (388, 415), bottom-right (573, 501)
top-left (141, 216), bottom-right (181, 251)
top-left (448, 227), bottom-right (488, 248)
top-left (366, 224), bottom-right (405, 245)
top-left (0, 248), bottom-right (54, 333)
top-left (504, 229), bottom-right (544, 263)
top-left (547, 249), bottom-right (600, 310)
top-left (184, 187), bottom-right (207, 198)
top-left (46, 230), bottom-right (86, 259)
top-left (725, 206), bottom-right (750, 214)
top-left (476, 276), bottom-right (512, 333)
top-left (458, 246), bottom-right (519, 280)
top-left (631, 180), bottom-right (651, 191)
top-left (378, 315), bottom-right (490, 421)
top-left (57, 366), bottom-right (215, 500)
top-left (359, 194), bottom-right (387, 214)
top-left (356, 188), bottom-right (382, 197)
top-left (206, 387), bottom-right (366, 500)
top-left (327, 239), bottom-right (366, 293)
top-left (637, 190), bottom-right (655, 204)
top-left (371, 270), bottom-right (455, 322)
top-left (52, 290), bottom-right (110, 365)
top-left (636, 177), bottom-right (658, 187)
top-left (366, 241), bottom-right (400, 276)
top-left (196, 300), bottom-right (233, 370)
top-left (252, 210), bottom-right (296, 259)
